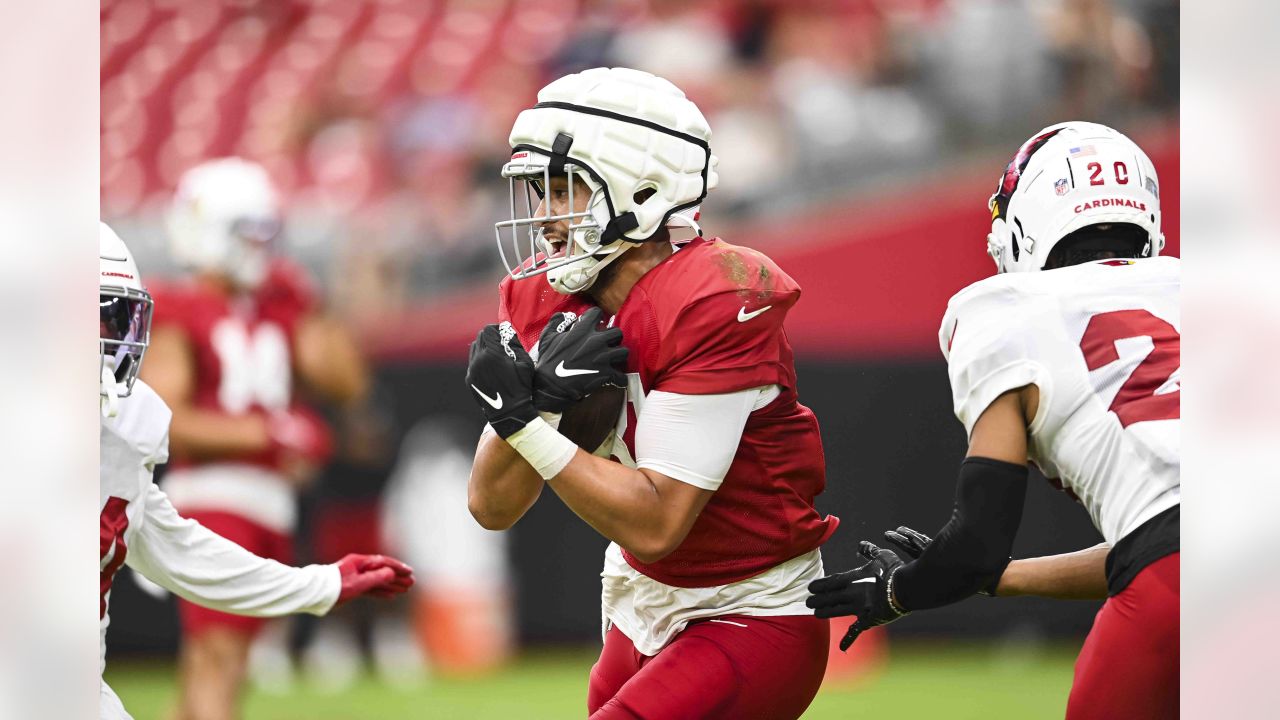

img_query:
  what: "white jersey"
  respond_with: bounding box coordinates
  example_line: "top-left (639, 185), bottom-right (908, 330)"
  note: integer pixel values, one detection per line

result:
top-left (940, 257), bottom-right (1180, 545)
top-left (99, 381), bottom-right (339, 720)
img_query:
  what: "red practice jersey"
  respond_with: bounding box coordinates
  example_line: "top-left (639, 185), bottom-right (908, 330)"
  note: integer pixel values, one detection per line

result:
top-left (150, 259), bottom-right (318, 471)
top-left (499, 237), bottom-right (838, 587)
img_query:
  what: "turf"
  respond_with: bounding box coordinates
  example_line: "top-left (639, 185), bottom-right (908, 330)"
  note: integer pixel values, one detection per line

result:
top-left (105, 642), bottom-right (1078, 719)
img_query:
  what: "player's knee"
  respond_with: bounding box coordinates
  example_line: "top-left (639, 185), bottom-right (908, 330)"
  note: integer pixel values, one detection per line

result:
top-left (187, 629), bottom-right (252, 676)
top-left (178, 671), bottom-right (240, 720)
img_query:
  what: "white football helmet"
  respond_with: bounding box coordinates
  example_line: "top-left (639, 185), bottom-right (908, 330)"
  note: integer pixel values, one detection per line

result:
top-left (987, 121), bottom-right (1164, 273)
top-left (166, 157), bottom-right (282, 289)
top-left (100, 222), bottom-right (153, 415)
top-left (495, 67), bottom-right (719, 294)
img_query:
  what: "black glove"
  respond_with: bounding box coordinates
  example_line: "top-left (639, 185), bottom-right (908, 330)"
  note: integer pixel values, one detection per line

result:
top-left (532, 307), bottom-right (628, 413)
top-left (807, 541), bottom-right (909, 651)
top-left (466, 322), bottom-right (537, 439)
top-left (884, 526), bottom-right (931, 560)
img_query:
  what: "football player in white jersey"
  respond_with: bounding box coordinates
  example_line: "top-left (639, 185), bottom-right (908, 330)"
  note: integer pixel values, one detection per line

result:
top-left (808, 122), bottom-right (1179, 720)
top-left (99, 223), bottom-right (414, 720)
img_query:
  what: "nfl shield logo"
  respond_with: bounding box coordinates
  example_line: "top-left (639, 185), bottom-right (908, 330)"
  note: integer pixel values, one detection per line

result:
top-left (1054, 178), bottom-right (1069, 196)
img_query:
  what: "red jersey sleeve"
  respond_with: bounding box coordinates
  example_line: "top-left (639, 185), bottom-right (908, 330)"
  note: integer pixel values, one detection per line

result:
top-left (654, 288), bottom-right (800, 395)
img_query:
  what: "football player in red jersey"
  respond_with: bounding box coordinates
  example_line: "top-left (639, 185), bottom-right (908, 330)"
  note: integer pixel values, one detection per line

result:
top-left (465, 68), bottom-right (838, 719)
top-left (808, 123), bottom-right (1179, 719)
top-left (140, 158), bottom-right (370, 720)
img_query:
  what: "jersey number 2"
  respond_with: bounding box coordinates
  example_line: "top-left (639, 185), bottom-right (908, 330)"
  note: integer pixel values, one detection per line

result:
top-left (1079, 309), bottom-right (1179, 427)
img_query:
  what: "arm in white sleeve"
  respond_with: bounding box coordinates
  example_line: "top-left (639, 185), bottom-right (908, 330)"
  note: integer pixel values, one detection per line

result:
top-left (635, 386), bottom-right (778, 491)
top-left (125, 483), bottom-right (340, 617)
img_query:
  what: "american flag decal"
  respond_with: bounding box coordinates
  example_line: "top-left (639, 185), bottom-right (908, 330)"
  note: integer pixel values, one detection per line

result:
top-left (1069, 145), bottom-right (1097, 157)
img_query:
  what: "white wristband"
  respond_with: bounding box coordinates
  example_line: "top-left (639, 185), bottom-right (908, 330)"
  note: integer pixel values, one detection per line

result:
top-left (507, 416), bottom-right (578, 480)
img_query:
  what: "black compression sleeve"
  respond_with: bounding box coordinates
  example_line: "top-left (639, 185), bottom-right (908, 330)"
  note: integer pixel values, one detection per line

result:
top-left (893, 457), bottom-right (1028, 611)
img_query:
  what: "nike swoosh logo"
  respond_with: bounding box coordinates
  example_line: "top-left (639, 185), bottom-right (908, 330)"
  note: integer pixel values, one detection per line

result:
top-left (555, 361), bottom-right (598, 377)
top-left (849, 577), bottom-right (877, 585)
top-left (471, 384), bottom-right (503, 409)
top-left (737, 305), bottom-right (773, 322)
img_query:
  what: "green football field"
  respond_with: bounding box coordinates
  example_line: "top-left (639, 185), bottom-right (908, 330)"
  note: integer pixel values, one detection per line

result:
top-left (106, 642), bottom-right (1079, 719)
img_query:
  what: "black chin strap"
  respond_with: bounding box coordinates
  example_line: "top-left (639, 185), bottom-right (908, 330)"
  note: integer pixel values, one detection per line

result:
top-left (601, 212), bottom-right (639, 244)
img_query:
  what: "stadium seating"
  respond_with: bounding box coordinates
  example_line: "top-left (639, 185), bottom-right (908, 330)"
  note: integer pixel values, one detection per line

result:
top-left (101, 0), bottom-right (577, 215)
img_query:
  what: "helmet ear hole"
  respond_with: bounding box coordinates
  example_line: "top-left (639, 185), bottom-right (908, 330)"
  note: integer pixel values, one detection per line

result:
top-left (633, 185), bottom-right (657, 205)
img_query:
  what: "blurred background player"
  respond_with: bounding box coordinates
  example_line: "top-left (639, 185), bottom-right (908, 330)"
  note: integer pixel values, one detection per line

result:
top-left (467, 67), bottom-right (837, 719)
top-left (296, 394), bottom-right (517, 690)
top-left (139, 158), bottom-right (372, 719)
top-left (808, 122), bottom-right (1179, 719)
top-left (291, 391), bottom-right (405, 690)
top-left (101, 222), bottom-right (414, 720)
top-left (381, 417), bottom-right (515, 680)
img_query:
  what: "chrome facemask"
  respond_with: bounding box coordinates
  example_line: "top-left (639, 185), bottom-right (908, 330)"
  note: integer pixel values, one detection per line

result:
top-left (99, 285), bottom-right (153, 400)
top-left (494, 153), bottom-right (633, 294)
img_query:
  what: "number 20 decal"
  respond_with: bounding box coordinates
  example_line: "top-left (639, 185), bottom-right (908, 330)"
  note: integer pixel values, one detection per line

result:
top-left (1078, 309), bottom-right (1179, 427)
top-left (1087, 161), bottom-right (1129, 186)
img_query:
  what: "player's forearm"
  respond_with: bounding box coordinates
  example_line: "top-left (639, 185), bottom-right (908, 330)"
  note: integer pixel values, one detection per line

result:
top-left (295, 315), bottom-right (369, 405)
top-left (994, 543), bottom-right (1109, 600)
top-left (129, 486), bottom-right (341, 616)
top-left (894, 458), bottom-right (1027, 611)
top-left (168, 407), bottom-right (272, 459)
top-left (492, 416), bottom-right (695, 560)
top-left (468, 430), bottom-right (544, 530)
top-left (546, 452), bottom-right (686, 563)
top-left (141, 554), bottom-right (339, 618)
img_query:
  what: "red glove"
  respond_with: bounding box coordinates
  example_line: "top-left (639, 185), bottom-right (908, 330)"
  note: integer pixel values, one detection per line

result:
top-left (267, 406), bottom-right (334, 466)
top-left (335, 554), bottom-right (415, 606)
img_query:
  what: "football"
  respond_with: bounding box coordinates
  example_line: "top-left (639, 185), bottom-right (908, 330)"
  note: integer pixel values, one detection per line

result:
top-left (557, 384), bottom-right (626, 454)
